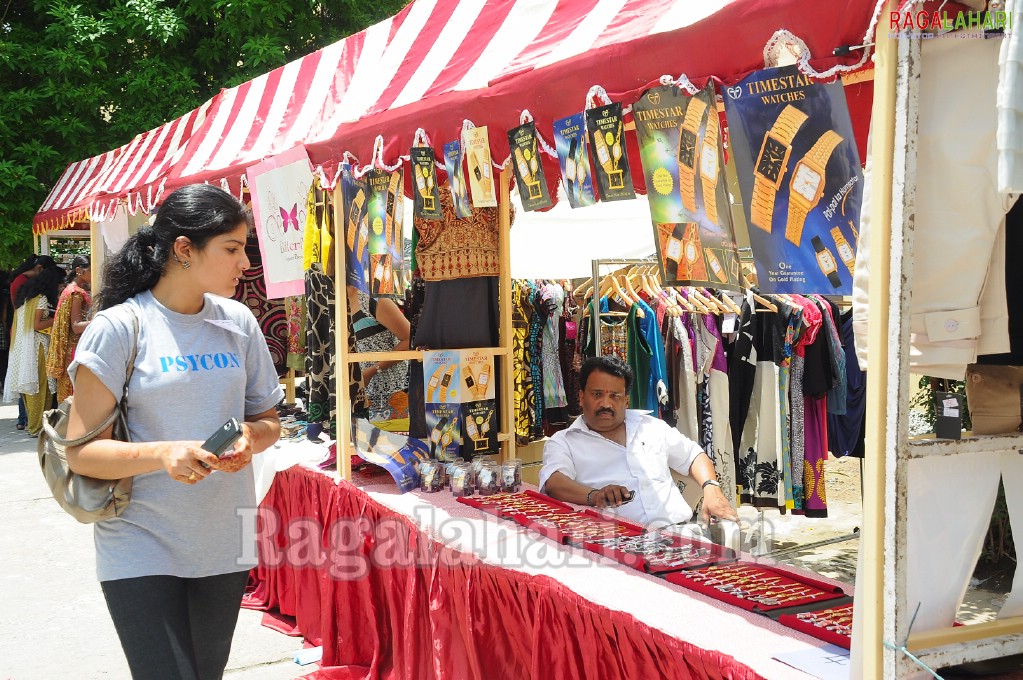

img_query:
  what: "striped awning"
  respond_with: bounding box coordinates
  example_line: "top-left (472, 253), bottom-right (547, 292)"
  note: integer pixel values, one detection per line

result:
top-left (164, 0), bottom-right (881, 193)
top-left (40, 0), bottom-right (883, 226)
top-left (32, 98), bottom-right (216, 234)
top-left (33, 149), bottom-right (121, 234)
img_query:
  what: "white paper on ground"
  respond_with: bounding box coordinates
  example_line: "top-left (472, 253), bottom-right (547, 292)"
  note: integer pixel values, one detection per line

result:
top-left (773, 645), bottom-right (850, 680)
top-left (294, 646), bottom-right (323, 665)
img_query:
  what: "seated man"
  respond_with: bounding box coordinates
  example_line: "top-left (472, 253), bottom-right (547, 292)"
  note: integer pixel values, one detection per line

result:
top-left (540, 356), bottom-right (737, 527)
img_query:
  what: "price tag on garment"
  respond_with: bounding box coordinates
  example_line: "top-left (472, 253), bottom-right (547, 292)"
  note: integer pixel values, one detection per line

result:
top-left (721, 313), bottom-right (737, 334)
top-left (205, 318), bottom-right (248, 337)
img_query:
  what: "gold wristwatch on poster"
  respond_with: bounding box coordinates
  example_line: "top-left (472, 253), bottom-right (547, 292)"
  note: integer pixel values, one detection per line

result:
top-left (705, 249), bottom-right (728, 284)
top-left (785, 130), bottom-right (844, 246)
top-left (831, 226), bottom-right (855, 274)
top-left (346, 189), bottom-right (366, 251)
top-left (699, 107), bottom-right (721, 225)
top-left (751, 105), bottom-right (809, 232)
top-left (677, 98), bottom-right (708, 214)
top-left (812, 236), bottom-right (842, 289)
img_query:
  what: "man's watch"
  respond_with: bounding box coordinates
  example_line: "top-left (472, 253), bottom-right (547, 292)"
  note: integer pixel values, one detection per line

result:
top-left (702, 479), bottom-right (721, 489)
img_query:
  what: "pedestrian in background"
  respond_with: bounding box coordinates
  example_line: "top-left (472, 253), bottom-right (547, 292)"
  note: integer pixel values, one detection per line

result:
top-left (4, 266), bottom-right (63, 435)
top-left (46, 255), bottom-right (92, 402)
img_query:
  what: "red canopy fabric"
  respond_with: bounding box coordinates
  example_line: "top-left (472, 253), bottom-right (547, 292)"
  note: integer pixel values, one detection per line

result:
top-left (32, 99), bottom-right (216, 234)
top-left (33, 149), bottom-right (120, 234)
top-left (36, 0), bottom-right (885, 229)
top-left (161, 0), bottom-right (883, 197)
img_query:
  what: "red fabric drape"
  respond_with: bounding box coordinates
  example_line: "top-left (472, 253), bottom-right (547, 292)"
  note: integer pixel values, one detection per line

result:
top-left (245, 466), bottom-right (768, 680)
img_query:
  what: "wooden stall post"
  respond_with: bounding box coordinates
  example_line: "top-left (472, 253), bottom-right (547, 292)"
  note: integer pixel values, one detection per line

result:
top-left (90, 221), bottom-right (105, 296)
top-left (332, 183), bottom-right (354, 482)
top-left (498, 167), bottom-right (516, 463)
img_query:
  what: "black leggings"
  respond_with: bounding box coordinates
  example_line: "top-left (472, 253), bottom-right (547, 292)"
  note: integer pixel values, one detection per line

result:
top-left (100, 570), bottom-right (249, 680)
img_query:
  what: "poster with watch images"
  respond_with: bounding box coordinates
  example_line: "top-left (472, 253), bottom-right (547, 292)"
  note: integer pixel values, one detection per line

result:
top-left (340, 164), bottom-right (370, 292)
top-left (507, 122), bottom-right (553, 211)
top-left (425, 403), bottom-right (462, 461)
top-left (443, 140), bottom-right (472, 218)
top-left (411, 146), bottom-right (443, 220)
top-left (424, 350), bottom-right (463, 460)
top-left (365, 168), bottom-right (404, 297)
top-left (553, 113), bottom-right (597, 208)
top-left (585, 102), bottom-right (636, 201)
top-left (461, 400), bottom-right (498, 458)
top-left (633, 83), bottom-right (742, 289)
top-left (353, 420), bottom-right (429, 493)
top-left (462, 126), bottom-right (498, 208)
top-left (724, 64), bottom-right (863, 294)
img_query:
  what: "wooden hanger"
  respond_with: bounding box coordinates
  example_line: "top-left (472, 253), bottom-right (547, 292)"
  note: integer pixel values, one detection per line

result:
top-left (741, 275), bottom-right (778, 313)
top-left (718, 291), bottom-right (743, 315)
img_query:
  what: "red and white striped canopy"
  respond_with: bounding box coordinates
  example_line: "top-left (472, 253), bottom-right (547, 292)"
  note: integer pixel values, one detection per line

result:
top-left (33, 98), bottom-right (216, 234)
top-left (33, 149), bottom-right (121, 234)
top-left (37, 0), bottom-right (883, 228)
top-left (164, 0), bottom-right (881, 195)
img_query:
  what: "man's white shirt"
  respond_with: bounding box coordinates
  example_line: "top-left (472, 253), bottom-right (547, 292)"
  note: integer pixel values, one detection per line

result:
top-left (539, 410), bottom-right (705, 526)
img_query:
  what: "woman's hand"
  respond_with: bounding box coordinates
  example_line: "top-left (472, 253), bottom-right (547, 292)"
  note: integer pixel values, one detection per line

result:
top-left (216, 424), bottom-right (256, 473)
top-left (362, 363), bottom-right (379, 385)
top-left (159, 441), bottom-right (222, 484)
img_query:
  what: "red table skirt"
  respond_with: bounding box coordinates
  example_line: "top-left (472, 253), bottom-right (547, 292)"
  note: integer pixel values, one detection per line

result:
top-left (244, 465), bottom-right (769, 680)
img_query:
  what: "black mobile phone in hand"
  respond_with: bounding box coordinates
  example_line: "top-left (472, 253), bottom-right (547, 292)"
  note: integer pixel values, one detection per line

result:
top-left (201, 418), bottom-right (243, 457)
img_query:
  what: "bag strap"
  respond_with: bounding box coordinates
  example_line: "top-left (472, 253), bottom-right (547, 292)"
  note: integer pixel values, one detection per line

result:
top-left (49, 307), bottom-right (141, 448)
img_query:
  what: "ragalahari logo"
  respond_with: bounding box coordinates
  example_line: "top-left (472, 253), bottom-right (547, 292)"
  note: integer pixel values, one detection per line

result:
top-left (891, 9), bottom-right (1012, 32)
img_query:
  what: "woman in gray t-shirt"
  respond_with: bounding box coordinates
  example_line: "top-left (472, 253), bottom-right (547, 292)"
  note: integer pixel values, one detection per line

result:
top-left (65, 184), bottom-right (283, 680)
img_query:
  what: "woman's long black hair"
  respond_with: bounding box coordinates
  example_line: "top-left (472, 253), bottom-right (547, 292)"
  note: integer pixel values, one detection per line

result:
top-left (97, 184), bottom-right (248, 311)
top-left (14, 265), bottom-right (64, 310)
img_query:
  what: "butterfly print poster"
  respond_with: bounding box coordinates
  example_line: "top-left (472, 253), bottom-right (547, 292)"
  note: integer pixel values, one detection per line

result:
top-left (246, 145), bottom-right (314, 299)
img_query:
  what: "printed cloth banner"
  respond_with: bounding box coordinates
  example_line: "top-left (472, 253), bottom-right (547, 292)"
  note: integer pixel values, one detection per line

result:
top-left (725, 65), bottom-right (863, 294)
top-left (553, 113), bottom-right (597, 208)
top-left (586, 102), bottom-right (636, 202)
top-left (508, 122), bottom-right (553, 212)
top-left (443, 140), bottom-right (472, 218)
top-left (411, 146), bottom-right (443, 220)
top-left (424, 350), bottom-right (462, 460)
top-left (463, 126), bottom-right (498, 208)
top-left (246, 145), bottom-right (314, 299)
top-left (633, 83), bottom-right (742, 289)
top-left (353, 420), bottom-right (429, 493)
top-left (365, 168), bottom-right (404, 297)
top-left (341, 165), bottom-right (370, 292)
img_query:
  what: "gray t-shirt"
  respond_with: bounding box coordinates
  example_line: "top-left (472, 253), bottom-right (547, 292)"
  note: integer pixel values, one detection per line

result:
top-left (69, 290), bottom-right (284, 581)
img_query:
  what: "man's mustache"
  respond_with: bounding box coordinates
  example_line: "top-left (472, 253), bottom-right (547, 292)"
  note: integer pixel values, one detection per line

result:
top-left (597, 408), bottom-right (615, 416)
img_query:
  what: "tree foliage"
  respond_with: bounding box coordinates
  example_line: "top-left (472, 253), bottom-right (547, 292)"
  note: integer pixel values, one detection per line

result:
top-left (0, 0), bottom-right (408, 266)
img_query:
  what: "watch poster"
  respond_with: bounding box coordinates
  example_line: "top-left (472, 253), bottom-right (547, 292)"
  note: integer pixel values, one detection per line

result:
top-left (507, 122), bottom-right (553, 212)
top-left (443, 140), bottom-right (472, 218)
top-left (353, 420), bottom-right (429, 493)
top-left (365, 168), bottom-right (404, 297)
top-left (724, 64), bottom-right (863, 294)
top-left (633, 83), bottom-right (742, 289)
top-left (461, 400), bottom-right (498, 458)
top-left (553, 113), bottom-right (597, 209)
top-left (424, 350), bottom-right (462, 460)
top-left (585, 102), bottom-right (636, 202)
top-left (340, 164), bottom-right (370, 292)
top-left (462, 126), bottom-right (498, 208)
top-left (411, 146), bottom-right (443, 220)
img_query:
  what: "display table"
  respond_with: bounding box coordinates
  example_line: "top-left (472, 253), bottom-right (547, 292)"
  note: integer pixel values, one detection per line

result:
top-left (245, 463), bottom-right (845, 680)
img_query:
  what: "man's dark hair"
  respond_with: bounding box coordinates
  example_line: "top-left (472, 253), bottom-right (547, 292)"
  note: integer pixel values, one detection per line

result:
top-left (579, 356), bottom-right (634, 392)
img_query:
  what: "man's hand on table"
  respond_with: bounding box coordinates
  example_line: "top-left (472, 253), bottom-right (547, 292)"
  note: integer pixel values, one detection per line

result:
top-left (589, 484), bottom-right (634, 509)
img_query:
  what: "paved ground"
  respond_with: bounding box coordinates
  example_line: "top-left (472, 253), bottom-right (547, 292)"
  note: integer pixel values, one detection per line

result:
top-left (0, 403), bottom-right (311, 680)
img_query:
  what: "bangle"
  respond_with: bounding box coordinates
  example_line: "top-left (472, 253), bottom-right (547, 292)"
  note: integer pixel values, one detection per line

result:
top-left (702, 479), bottom-right (721, 490)
top-left (586, 489), bottom-right (599, 507)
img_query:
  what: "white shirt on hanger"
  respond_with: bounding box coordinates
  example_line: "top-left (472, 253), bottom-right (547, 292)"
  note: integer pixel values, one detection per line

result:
top-left (539, 409), bottom-right (705, 527)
